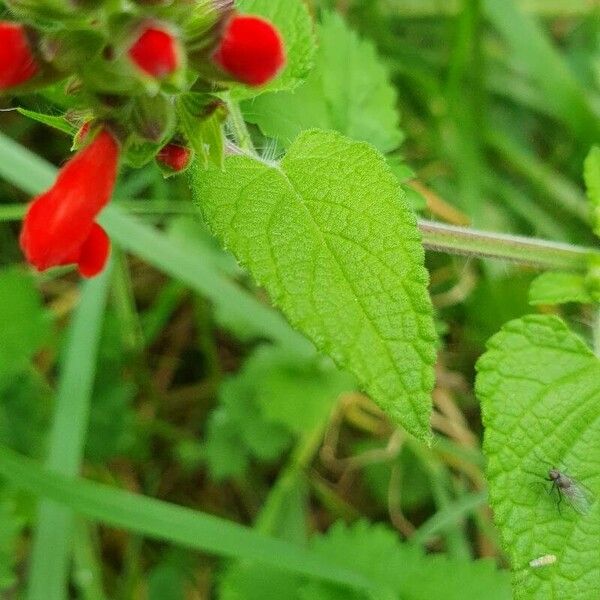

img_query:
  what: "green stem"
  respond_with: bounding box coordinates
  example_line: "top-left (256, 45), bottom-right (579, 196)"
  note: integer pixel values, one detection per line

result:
top-left (72, 520), bottom-right (108, 600)
top-left (381, 0), bottom-right (596, 17)
top-left (3, 198), bottom-right (596, 271)
top-left (225, 96), bottom-right (255, 153)
top-left (111, 248), bottom-right (145, 353)
top-left (419, 219), bottom-right (598, 271)
top-left (0, 204), bottom-right (26, 220)
top-left (256, 424), bottom-right (325, 537)
top-left (410, 490), bottom-right (488, 547)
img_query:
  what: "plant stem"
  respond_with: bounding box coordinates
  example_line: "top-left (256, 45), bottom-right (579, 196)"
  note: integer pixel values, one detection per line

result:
top-left (381, 0), bottom-right (595, 18)
top-left (2, 198), bottom-right (596, 271)
top-left (419, 219), bottom-right (598, 272)
top-left (225, 96), bottom-right (255, 153)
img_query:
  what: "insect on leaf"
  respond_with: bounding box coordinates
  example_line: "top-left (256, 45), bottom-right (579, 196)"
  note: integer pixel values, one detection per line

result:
top-left (476, 315), bottom-right (600, 598)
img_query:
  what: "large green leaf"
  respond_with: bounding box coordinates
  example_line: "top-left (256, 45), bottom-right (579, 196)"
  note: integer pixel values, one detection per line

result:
top-left (232, 0), bottom-right (316, 98)
top-left (193, 129), bottom-right (437, 440)
top-left (476, 315), bottom-right (600, 599)
top-left (243, 12), bottom-right (403, 153)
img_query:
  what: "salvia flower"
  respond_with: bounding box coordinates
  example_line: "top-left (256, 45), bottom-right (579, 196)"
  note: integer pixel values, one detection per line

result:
top-left (0, 21), bottom-right (39, 90)
top-left (20, 128), bottom-right (119, 278)
top-left (128, 25), bottom-right (180, 79)
top-left (156, 143), bottom-right (192, 172)
top-left (213, 15), bottom-right (285, 86)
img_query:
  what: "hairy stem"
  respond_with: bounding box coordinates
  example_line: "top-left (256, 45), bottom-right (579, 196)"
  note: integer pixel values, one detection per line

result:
top-left (2, 202), bottom-right (596, 272)
top-left (419, 219), bottom-right (598, 272)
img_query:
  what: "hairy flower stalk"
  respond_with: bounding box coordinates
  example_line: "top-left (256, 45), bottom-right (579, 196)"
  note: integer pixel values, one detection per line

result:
top-left (0, 21), bottom-right (39, 89)
top-left (20, 129), bottom-right (119, 277)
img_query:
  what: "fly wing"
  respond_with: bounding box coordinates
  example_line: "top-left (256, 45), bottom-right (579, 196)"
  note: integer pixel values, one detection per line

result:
top-left (563, 480), bottom-right (595, 515)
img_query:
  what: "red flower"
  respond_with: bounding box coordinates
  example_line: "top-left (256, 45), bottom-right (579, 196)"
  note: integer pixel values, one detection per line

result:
top-left (156, 143), bottom-right (191, 172)
top-left (0, 22), bottom-right (39, 90)
top-left (128, 25), bottom-right (180, 78)
top-left (213, 15), bottom-right (285, 86)
top-left (20, 129), bottom-right (119, 278)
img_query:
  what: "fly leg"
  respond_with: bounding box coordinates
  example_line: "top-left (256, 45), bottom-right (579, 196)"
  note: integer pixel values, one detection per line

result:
top-left (555, 487), bottom-right (563, 516)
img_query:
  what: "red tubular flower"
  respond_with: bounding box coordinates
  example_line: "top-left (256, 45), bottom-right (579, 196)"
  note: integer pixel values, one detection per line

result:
top-left (213, 15), bottom-right (285, 86)
top-left (128, 25), bottom-right (180, 78)
top-left (0, 22), bottom-right (39, 90)
top-left (20, 129), bottom-right (119, 278)
top-left (156, 143), bottom-right (191, 172)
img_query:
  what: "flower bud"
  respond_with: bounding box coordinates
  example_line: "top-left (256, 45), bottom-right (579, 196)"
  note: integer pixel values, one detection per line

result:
top-left (0, 22), bottom-right (39, 90)
top-left (128, 24), bottom-right (181, 79)
top-left (20, 129), bottom-right (119, 278)
top-left (212, 15), bottom-right (285, 86)
top-left (156, 143), bottom-right (192, 173)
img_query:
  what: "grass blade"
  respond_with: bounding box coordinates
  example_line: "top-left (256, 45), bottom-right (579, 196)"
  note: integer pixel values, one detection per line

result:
top-left (483, 0), bottom-right (600, 144)
top-left (0, 444), bottom-right (376, 595)
top-left (26, 266), bottom-right (112, 600)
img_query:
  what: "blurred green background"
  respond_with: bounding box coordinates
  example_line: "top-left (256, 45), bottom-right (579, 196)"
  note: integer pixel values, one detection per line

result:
top-left (0, 0), bottom-right (598, 597)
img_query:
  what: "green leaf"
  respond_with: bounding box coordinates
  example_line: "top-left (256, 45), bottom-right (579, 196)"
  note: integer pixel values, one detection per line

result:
top-left (584, 145), bottom-right (600, 237)
top-left (203, 408), bottom-right (250, 480)
top-left (387, 158), bottom-right (427, 212)
top-left (243, 13), bottom-right (403, 153)
top-left (0, 267), bottom-right (51, 386)
top-left (193, 130), bottom-right (437, 440)
top-left (203, 350), bottom-right (293, 481)
top-left (307, 521), bottom-right (510, 600)
top-left (222, 520), bottom-right (510, 600)
top-left (0, 372), bottom-right (52, 458)
top-left (250, 346), bottom-right (354, 434)
top-left (232, 0), bottom-right (316, 98)
top-left (529, 271), bottom-right (593, 305)
top-left (147, 550), bottom-right (191, 600)
top-left (476, 315), bottom-right (600, 599)
top-left (17, 108), bottom-right (76, 135)
top-left (205, 345), bottom-right (353, 480)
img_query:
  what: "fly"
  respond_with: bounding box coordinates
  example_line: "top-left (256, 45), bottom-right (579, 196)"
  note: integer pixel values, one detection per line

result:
top-left (545, 467), bottom-right (594, 516)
